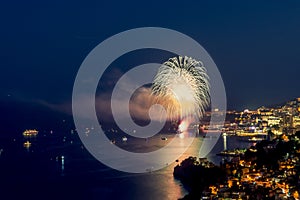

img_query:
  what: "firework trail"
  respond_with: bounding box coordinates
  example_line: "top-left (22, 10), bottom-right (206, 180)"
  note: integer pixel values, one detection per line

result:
top-left (151, 56), bottom-right (210, 120)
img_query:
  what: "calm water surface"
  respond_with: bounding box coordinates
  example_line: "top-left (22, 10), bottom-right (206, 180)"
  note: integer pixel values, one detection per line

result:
top-left (0, 131), bottom-right (253, 200)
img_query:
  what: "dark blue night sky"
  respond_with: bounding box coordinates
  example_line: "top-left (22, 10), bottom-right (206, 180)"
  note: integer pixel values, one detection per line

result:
top-left (1, 0), bottom-right (300, 110)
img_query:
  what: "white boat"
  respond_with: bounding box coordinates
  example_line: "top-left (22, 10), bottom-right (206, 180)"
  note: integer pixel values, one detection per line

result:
top-left (122, 136), bottom-right (128, 142)
top-left (248, 137), bottom-right (264, 142)
top-left (23, 141), bottom-right (31, 149)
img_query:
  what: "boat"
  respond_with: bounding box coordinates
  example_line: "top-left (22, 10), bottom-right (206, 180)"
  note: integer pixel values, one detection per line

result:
top-left (23, 141), bottom-right (31, 149)
top-left (216, 149), bottom-right (246, 157)
top-left (23, 129), bottom-right (38, 137)
top-left (236, 130), bottom-right (267, 137)
top-left (110, 139), bottom-right (116, 144)
top-left (248, 137), bottom-right (264, 142)
top-left (239, 136), bottom-right (265, 143)
top-left (146, 167), bottom-right (154, 173)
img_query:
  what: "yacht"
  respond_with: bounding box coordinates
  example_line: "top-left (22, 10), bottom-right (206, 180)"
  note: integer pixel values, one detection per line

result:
top-left (248, 137), bottom-right (264, 142)
top-left (23, 129), bottom-right (38, 137)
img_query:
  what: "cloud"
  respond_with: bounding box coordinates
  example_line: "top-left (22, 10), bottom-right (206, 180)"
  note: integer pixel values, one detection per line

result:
top-left (40, 72), bottom-right (169, 122)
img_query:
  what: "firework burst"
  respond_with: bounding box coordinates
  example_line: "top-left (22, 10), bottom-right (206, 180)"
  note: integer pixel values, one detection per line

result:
top-left (151, 56), bottom-right (210, 120)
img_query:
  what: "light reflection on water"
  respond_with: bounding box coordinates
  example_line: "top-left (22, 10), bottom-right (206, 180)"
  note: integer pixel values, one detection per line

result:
top-left (89, 132), bottom-right (201, 199)
top-left (127, 133), bottom-right (255, 200)
top-left (89, 134), bottom-right (254, 199)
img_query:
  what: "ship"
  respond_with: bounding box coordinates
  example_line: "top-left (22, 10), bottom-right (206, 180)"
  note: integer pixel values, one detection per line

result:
top-left (239, 136), bottom-right (265, 143)
top-left (23, 141), bottom-right (31, 149)
top-left (23, 129), bottom-right (38, 137)
top-left (216, 149), bottom-right (246, 157)
top-left (235, 130), bottom-right (267, 137)
top-left (248, 137), bottom-right (264, 142)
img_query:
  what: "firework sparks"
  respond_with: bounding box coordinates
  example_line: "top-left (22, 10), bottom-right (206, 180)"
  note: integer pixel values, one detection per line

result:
top-left (151, 56), bottom-right (210, 120)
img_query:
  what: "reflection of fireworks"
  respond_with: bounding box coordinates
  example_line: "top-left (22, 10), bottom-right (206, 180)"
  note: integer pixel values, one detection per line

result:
top-left (177, 117), bottom-right (194, 138)
top-left (152, 56), bottom-right (210, 120)
top-left (178, 120), bottom-right (189, 132)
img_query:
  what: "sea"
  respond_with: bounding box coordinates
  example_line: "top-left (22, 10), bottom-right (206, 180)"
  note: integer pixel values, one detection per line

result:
top-left (0, 130), bottom-right (255, 200)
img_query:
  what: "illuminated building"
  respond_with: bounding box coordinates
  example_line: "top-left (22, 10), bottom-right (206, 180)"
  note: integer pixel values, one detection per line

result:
top-left (293, 116), bottom-right (300, 128)
top-left (267, 116), bottom-right (281, 126)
